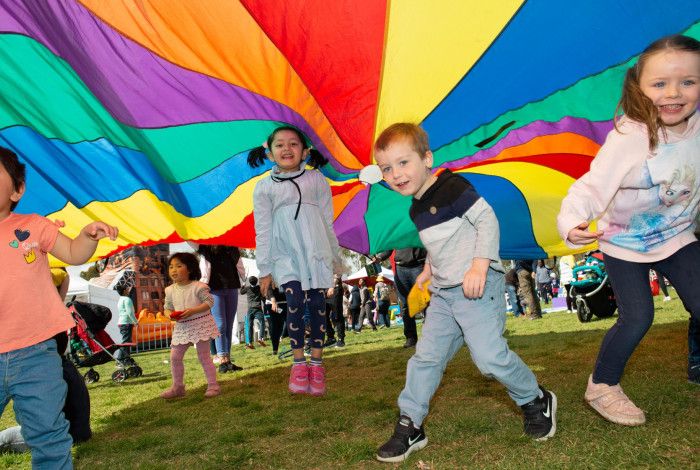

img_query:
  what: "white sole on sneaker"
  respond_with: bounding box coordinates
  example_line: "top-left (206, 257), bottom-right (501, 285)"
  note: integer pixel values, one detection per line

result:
top-left (536, 391), bottom-right (557, 441)
top-left (375, 437), bottom-right (428, 463)
top-left (586, 398), bottom-right (646, 426)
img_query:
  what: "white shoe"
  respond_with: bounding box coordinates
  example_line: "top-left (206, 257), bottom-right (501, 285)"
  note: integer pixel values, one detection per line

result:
top-left (663, 296), bottom-right (671, 302)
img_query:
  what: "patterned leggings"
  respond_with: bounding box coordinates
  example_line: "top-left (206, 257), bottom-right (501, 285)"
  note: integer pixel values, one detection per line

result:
top-left (282, 281), bottom-right (326, 350)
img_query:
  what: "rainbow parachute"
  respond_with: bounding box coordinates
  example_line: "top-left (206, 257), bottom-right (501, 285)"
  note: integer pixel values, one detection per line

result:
top-left (1, 1), bottom-right (698, 262)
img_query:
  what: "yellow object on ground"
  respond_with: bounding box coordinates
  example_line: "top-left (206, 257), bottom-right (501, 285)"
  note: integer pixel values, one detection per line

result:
top-left (407, 281), bottom-right (431, 317)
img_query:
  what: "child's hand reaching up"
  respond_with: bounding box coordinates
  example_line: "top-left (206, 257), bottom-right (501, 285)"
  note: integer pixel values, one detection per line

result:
top-left (567, 221), bottom-right (603, 245)
top-left (82, 221), bottom-right (119, 241)
top-left (462, 258), bottom-right (490, 299)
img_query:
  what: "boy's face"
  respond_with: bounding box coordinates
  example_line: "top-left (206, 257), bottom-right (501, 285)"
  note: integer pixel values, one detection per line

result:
top-left (375, 138), bottom-right (434, 198)
top-left (0, 163), bottom-right (24, 216)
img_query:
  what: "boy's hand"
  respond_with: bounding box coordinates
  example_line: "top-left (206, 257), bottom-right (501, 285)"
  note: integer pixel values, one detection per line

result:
top-left (82, 222), bottom-right (119, 241)
top-left (462, 258), bottom-right (490, 299)
top-left (567, 222), bottom-right (603, 245)
top-left (259, 274), bottom-right (272, 297)
top-left (415, 271), bottom-right (430, 291)
top-left (415, 263), bottom-right (432, 291)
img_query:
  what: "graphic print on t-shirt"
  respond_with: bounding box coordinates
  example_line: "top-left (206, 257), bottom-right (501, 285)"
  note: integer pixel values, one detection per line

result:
top-left (8, 227), bottom-right (37, 263)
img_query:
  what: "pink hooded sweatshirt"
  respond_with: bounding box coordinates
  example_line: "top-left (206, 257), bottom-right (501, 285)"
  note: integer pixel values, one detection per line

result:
top-left (557, 112), bottom-right (700, 263)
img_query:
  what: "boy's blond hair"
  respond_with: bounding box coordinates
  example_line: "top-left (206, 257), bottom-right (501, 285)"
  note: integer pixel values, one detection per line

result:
top-left (374, 123), bottom-right (430, 157)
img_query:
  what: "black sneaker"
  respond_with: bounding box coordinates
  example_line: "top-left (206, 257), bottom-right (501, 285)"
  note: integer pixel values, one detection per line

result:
top-left (403, 338), bottom-right (417, 348)
top-left (227, 362), bottom-right (244, 372)
top-left (323, 338), bottom-right (337, 348)
top-left (689, 364), bottom-right (700, 385)
top-left (335, 340), bottom-right (345, 348)
top-left (376, 415), bottom-right (427, 463)
top-left (218, 363), bottom-right (230, 374)
top-left (520, 386), bottom-right (557, 441)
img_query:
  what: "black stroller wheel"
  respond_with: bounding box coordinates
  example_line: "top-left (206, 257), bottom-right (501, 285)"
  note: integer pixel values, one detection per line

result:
top-left (84, 369), bottom-right (99, 383)
top-left (112, 369), bottom-right (127, 383)
top-left (576, 298), bottom-right (593, 323)
top-left (126, 365), bottom-right (142, 378)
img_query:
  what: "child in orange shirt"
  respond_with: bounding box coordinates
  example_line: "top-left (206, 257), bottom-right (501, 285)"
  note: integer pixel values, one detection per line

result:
top-left (0, 147), bottom-right (118, 469)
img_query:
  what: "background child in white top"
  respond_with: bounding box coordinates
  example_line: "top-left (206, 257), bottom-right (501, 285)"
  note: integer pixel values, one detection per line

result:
top-left (557, 34), bottom-right (700, 426)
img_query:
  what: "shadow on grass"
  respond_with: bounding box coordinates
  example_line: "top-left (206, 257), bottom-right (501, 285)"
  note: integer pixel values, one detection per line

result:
top-left (70, 314), bottom-right (700, 469)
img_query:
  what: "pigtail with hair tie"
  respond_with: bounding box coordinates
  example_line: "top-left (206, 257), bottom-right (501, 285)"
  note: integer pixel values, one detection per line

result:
top-left (247, 146), bottom-right (269, 168)
top-left (306, 148), bottom-right (328, 169)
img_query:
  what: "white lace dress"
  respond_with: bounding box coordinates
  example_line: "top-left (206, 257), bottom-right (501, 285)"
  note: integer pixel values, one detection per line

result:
top-left (165, 281), bottom-right (220, 345)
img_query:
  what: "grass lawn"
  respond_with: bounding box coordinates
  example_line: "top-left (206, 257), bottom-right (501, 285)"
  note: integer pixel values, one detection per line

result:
top-left (2, 296), bottom-right (698, 469)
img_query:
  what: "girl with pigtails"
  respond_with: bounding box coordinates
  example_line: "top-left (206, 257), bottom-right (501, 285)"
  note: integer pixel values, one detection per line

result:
top-left (249, 126), bottom-right (342, 396)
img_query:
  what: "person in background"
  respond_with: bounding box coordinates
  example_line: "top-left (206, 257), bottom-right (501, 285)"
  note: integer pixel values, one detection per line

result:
top-left (349, 284), bottom-right (361, 332)
top-left (374, 276), bottom-right (392, 328)
top-left (558, 255), bottom-right (575, 313)
top-left (115, 284), bottom-right (137, 363)
top-left (535, 260), bottom-right (552, 304)
top-left (373, 248), bottom-right (427, 347)
top-left (356, 278), bottom-right (376, 332)
top-left (240, 276), bottom-right (267, 349)
top-left (505, 268), bottom-right (524, 318)
top-left (331, 275), bottom-right (346, 348)
top-left (266, 282), bottom-right (288, 356)
top-left (515, 259), bottom-right (541, 319)
top-left (198, 244), bottom-right (244, 373)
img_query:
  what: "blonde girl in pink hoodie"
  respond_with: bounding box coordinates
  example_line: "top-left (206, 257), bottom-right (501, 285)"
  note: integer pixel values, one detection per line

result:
top-left (557, 35), bottom-right (700, 427)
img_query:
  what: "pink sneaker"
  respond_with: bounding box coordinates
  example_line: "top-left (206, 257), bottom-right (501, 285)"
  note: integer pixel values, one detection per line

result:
top-left (288, 362), bottom-right (309, 394)
top-left (160, 386), bottom-right (185, 399)
top-left (204, 385), bottom-right (221, 398)
top-left (584, 375), bottom-right (645, 426)
top-left (308, 364), bottom-right (326, 396)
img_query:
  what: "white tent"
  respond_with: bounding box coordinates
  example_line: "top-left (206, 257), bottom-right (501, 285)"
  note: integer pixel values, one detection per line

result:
top-left (345, 265), bottom-right (394, 285)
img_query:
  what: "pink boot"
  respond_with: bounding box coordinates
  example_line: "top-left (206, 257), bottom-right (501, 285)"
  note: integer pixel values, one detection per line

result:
top-left (160, 386), bottom-right (185, 399)
top-left (308, 363), bottom-right (326, 396)
top-left (289, 362), bottom-right (309, 394)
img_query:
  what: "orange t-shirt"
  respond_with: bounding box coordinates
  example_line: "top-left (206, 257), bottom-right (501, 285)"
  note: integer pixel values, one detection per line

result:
top-left (0, 213), bottom-right (75, 353)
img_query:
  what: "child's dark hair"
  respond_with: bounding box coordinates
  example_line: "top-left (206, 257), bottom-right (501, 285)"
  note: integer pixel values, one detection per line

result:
top-left (116, 284), bottom-right (129, 296)
top-left (168, 252), bottom-right (201, 281)
top-left (0, 146), bottom-right (26, 210)
top-left (247, 126), bottom-right (328, 169)
top-left (615, 34), bottom-right (700, 150)
top-left (248, 276), bottom-right (258, 286)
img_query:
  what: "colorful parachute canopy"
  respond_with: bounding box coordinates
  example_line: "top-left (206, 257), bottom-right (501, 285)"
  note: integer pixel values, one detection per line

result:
top-left (1, 1), bottom-right (698, 264)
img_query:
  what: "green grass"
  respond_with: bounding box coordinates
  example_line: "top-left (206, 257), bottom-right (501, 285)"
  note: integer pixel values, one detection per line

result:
top-left (2, 297), bottom-right (699, 469)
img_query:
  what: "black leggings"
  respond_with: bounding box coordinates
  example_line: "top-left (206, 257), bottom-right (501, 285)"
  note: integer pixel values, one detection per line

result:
top-left (593, 242), bottom-right (700, 384)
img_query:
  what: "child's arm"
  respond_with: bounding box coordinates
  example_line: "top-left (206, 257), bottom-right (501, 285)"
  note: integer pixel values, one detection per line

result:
top-left (317, 172), bottom-right (343, 273)
top-left (164, 287), bottom-right (174, 318)
top-left (181, 283), bottom-right (214, 319)
top-left (253, 183), bottom-right (274, 296)
top-left (415, 261), bottom-right (432, 291)
top-left (463, 258), bottom-right (490, 299)
top-left (462, 198), bottom-right (500, 299)
top-left (50, 221), bottom-right (118, 265)
top-left (557, 125), bottom-right (646, 246)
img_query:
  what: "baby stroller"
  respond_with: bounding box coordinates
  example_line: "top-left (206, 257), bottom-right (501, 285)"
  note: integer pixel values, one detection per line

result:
top-left (569, 253), bottom-right (617, 323)
top-left (67, 300), bottom-right (143, 383)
